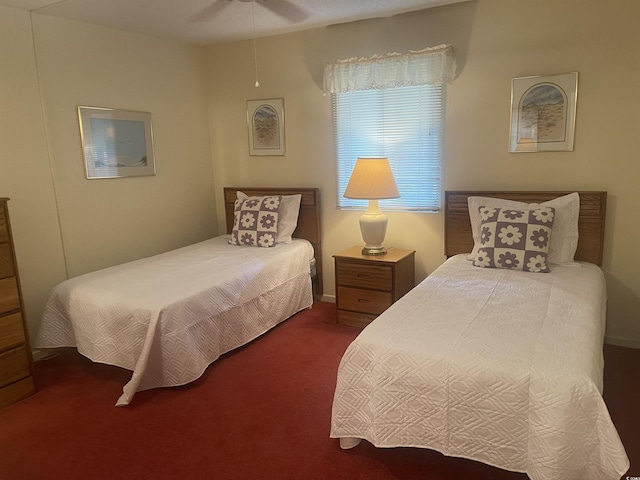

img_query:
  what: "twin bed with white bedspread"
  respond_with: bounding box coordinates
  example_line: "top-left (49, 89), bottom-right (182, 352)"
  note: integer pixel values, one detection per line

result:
top-left (35, 187), bottom-right (321, 406)
top-left (331, 191), bottom-right (629, 480)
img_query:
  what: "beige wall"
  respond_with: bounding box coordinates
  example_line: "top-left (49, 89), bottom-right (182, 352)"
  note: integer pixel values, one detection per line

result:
top-left (0, 7), bottom-right (217, 339)
top-left (205, 0), bottom-right (640, 346)
top-left (0, 7), bottom-right (67, 340)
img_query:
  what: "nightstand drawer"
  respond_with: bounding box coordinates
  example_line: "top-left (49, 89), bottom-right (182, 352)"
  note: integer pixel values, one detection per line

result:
top-left (336, 262), bottom-right (392, 290)
top-left (337, 286), bottom-right (391, 315)
top-left (0, 312), bottom-right (24, 351)
top-left (0, 346), bottom-right (30, 388)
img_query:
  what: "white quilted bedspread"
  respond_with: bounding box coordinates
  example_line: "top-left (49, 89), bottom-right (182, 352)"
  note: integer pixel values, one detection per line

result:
top-left (35, 235), bottom-right (314, 406)
top-left (331, 255), bottom-right (629, 480)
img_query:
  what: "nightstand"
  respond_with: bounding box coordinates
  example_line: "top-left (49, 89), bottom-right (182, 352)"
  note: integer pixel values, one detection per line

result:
top-left (334, 246), bottom-right (415, 328)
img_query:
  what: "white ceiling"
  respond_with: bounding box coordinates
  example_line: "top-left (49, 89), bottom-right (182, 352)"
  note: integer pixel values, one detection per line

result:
top-left (0, 0), bottom-right (469, 46)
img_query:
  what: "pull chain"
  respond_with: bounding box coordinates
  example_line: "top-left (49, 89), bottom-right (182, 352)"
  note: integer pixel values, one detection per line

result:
top-left (252, 0), bottom-right (260, 87)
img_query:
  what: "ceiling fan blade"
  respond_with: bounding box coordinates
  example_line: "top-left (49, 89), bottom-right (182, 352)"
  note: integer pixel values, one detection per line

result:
top-left (189, 0), bottom-right (230, 23)
top-left (259, 0), bottom-right (309, 23)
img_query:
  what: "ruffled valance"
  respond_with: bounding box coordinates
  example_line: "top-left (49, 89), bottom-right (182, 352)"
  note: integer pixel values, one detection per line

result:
top-left (323, 44), bottom-right (456, 95)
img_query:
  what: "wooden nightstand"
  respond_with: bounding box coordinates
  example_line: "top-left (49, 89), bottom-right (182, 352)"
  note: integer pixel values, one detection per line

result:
top-left (334, 246), bottom-right (415, 328)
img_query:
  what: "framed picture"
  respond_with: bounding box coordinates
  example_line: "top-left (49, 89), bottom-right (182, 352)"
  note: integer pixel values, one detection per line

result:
top-left (247, 98), bottom-right (285, 156)
top-left (78, 106), bottom-right (156, 178)
top-left (509, 72), bottom-right (578, 152)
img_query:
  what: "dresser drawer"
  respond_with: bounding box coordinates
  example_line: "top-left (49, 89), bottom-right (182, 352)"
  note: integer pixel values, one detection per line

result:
top-left (0, 376), bottom-right (35, 410)
top-left (337, 286), bottom-right (392, 315)
top-left (0, 244), bottom-right (14, 280)
top-left (0, 312), bottom-right (25, 352)
top-left (0, 346), bottom-right (30, 388)
top-left (0, 207), bottom-right (7, 244)
top-left (336, 262), bottom-right (392, 290)
top-left (0, 277), bottom-right (20, 315)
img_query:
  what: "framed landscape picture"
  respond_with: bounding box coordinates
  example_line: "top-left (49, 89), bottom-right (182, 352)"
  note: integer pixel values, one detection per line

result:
top-left (247, 98), bottom-right (285, 156)
top-left (78, 106), bottom-right (156, 178)
top-left (509, 72), bottom-right (578, 152)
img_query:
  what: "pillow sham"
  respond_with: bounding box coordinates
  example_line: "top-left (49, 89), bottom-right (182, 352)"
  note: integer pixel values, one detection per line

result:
top-left (237, 191), bottom-right (302, 244)
top-left (468, 192), bottom-right (579, 265)
top-left (229, 195), bottom-right (282, 248)
top-left (473, 206), bottom-right (555, 273)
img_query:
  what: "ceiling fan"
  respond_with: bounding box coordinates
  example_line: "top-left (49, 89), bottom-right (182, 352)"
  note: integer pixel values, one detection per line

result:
top-left (190, 0), bottom-right (309, 24)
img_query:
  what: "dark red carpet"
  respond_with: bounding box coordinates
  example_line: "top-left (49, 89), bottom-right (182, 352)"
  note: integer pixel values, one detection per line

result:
top-left (0, 301), bottom-right (637, 479)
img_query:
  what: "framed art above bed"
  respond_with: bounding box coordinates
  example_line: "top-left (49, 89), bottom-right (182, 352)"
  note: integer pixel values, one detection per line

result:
top-left (246, 98), bottom-right (285, 156)
top-left (508, 73), bottom-right (578, 153)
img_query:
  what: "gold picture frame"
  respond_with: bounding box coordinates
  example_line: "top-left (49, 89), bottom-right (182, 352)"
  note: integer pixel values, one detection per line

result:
top-left (247, 98), bottom-right (285, 156)
top-left (509, 72), bottom-right (578, 153)
top-left (78, 106), bottom-right (156, 178)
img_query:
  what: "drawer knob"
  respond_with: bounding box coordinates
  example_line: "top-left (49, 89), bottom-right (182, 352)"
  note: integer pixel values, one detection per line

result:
top-left (356, 273), bottom-right (370, 278)
top-left (358, 298), bottom-right (370, 303)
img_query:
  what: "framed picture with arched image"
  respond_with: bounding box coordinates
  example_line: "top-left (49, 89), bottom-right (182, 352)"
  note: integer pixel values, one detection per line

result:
top-left (509, 72), bottom-right (578, 153)
top-left (247, 98), bottom-right (285, 156)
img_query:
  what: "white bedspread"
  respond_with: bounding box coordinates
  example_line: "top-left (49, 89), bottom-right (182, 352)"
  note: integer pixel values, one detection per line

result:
top-left (35, 235), bottom-right (314, 406)
top-left (331, 255), bottom-right (629, 480)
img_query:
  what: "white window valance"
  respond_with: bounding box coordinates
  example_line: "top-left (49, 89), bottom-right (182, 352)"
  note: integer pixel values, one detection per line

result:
top-left (323, 44), bottom-right (456, 95)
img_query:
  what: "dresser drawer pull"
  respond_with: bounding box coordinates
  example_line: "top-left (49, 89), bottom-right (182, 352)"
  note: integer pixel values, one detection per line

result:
top-left (358, 298), bottom-right (370, 303)
top-left (356, 273), bottom-right (370, 278)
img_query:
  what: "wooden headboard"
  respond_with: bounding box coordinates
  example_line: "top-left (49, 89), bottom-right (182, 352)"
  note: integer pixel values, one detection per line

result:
top-left (223, 187), bottom-right (323, 296)
top-left (444, 191), bottom-right (607, 266)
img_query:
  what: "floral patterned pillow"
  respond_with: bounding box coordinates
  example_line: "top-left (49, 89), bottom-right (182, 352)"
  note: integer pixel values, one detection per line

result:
top-left (228, 195), bottom-right (282, 247)
top-left (473, 206), bottom-right (555, 273)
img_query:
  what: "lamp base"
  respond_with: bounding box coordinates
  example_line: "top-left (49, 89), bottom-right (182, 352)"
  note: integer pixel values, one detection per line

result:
top-left (358, 200), bottom-right (389, 256)
top-left (361, 246), bottom-right (388, 256)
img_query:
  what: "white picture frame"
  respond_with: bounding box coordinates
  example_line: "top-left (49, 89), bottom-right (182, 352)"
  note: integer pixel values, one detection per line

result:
top-left (247, 98), bottom-right (285, 156)
top-left (509, 72), bottom-right (578, 153)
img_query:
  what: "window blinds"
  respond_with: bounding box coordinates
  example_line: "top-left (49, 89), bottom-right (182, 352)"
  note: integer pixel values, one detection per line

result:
top-left (333, 84), bottom-right (445, 211)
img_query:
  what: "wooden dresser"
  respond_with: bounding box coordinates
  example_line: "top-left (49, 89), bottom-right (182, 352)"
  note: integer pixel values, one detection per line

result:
top-left (0, 198), bottom-right (35, 409)
top-left (334, 246), bottom-right (415, 328)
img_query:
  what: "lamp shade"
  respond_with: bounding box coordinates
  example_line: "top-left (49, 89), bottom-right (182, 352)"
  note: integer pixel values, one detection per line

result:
top-left (343, 158), bottom-right (400, 200)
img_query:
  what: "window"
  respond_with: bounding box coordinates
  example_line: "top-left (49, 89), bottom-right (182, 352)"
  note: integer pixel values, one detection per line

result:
top-left (332, 84), bottom-right (445, 211)
top-left (323, 45), bottom-right (455, 212)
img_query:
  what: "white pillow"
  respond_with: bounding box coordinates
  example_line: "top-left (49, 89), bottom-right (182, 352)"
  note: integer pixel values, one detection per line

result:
top-left (237, 191), bottom-right (302, 244)
top-left (468, 192), bottom-right (580, 265)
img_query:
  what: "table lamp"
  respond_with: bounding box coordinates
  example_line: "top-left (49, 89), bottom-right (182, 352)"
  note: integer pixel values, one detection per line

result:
top-left (343, 157), bottom-right (400, 255)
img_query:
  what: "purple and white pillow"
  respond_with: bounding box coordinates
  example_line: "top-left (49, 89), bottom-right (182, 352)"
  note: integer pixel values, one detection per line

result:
top-left (473, 206), bottom-right (555, 273)
top-left (229, 195), bottom-right (282, 248)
